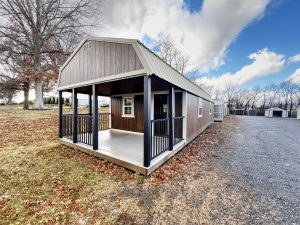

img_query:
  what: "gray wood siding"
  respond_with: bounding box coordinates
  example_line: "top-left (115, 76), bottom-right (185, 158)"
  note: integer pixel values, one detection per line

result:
top-left (59, 41), bottom-right (144, 87)
top-left (186, 93), bottom-right (213, 143)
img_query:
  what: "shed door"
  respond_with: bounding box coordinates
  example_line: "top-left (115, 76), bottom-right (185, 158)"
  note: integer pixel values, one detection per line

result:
top-left (273, 110), bottom-right (282, 117)
top-left (154, 94), bottom-right (168, 120)
top-left (154, 94), bottom-right (168, 136)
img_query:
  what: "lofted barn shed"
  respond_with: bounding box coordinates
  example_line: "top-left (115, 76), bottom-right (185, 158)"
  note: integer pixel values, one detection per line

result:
top-left (57, 37), bottom-right (213, 175)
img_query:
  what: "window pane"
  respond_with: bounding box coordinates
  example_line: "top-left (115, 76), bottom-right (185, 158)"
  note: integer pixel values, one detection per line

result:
top-left (124, 107), bottom-right (132, 115)
top-left (124, 98), bottom-right (132, 106)
top-left (198, 107), bottom-right (203, 116)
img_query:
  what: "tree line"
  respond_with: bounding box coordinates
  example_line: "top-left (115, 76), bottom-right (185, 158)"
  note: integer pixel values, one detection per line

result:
top-left (209, 81), bottom-right (300, 115)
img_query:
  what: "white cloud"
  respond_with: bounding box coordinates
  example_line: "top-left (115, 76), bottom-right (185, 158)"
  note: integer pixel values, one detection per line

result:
top-left (97, 0), bottom-right (271, 71)
top-left (196, 48), bottom-right (285, 90)
top-left (288, 54), bottom-right (300, 64)
top-left (288, 68), bottom-right (300, 84)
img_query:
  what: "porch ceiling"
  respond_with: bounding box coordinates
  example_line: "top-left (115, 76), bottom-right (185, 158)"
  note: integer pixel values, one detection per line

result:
top-left (62, 75), bottom-right (179, 96)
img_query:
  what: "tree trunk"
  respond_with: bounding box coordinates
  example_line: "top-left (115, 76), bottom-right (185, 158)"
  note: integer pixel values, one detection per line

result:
top-left (34, 81), bottom-right (44, 109)
top-left (23, 82), bottom-right (30, 110)
top-left (33, 36), bottom-right (45, 109)
top-left (7, 94), bottom-right (13, 105)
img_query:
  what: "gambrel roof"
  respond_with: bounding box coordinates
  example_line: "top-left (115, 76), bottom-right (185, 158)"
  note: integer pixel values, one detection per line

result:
top-left (58, 37), bottom-right (212, 101)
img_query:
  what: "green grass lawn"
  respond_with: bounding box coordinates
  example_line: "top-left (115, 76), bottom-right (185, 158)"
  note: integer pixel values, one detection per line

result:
top-left (1, 106), bottom-right (252, 224)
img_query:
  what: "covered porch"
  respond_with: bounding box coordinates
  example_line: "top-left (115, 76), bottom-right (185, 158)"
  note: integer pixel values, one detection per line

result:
top-left (58, 75), bottom-right (186, 174)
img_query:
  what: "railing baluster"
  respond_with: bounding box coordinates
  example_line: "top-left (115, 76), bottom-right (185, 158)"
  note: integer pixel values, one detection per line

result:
top-left (149, 116), bottom-right (184, 160)
top-left (61, 113), bottom-right (110, 146)
top-left (82, 116), bottom-right (84, 143)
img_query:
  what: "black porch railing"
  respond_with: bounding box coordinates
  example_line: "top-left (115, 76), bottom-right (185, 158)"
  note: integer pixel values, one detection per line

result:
top-left (150, 118), bottom-right (169, 160)
top-left (173, 116), bottom-right (184, 146)
top-left (62, 114), bottom-right (73, 139)
top-left (150, 116), bottom-right (185, 160)
top-left (77, 114), bottom-right (93, 145)
top-left (62, 113), bottom-right (110, 146)
top-left (62, 113), bottom-right (184, 160)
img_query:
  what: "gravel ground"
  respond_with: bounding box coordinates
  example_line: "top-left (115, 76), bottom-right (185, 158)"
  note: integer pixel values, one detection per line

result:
top-left (116, 116), bottom-right (300, 224)
top-left (220, 116), bottom-right (300, 224)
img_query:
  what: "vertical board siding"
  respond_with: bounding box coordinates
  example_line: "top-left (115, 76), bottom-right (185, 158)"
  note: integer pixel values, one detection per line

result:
top-left (128, 46), bottom-right (136, 71)
top-left (59, 41), bottom-right (144, 87)
top-left (122, 44), bottom-right (129, 73)
top-left (104, 42), bottom-right (111, 76)
top-left (99, 42), bottom-right (105, 76)
top-left (111, 95), bottom-right (144, 133)
top-left (110, 43), bottom-right (116, 75)
top-left (90, 41), bottom-right (96, 80)
top-left (186, 93), bottom-right (213, 142)
top-left (115, 43), bottom-right (122, 75)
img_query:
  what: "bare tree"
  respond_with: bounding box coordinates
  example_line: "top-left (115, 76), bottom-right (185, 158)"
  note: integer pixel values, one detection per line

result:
top-left (0, 0), bottom-right (103, 109)
top-left (224, 83), bottom-right (236, 112)
top-left (247, 86), bottom-right (260, 109)
top-left (296, 85), bottom-right (300, 108)
top-left (156, 34), bottom-right (190, 75)
top-left (0, 76), bottom-right (19, 104)
top-left (265, 84), bottom-right (279, 108)
top-left (279, 81), bottom-right (299, 114)
top-left (0, 40), bottom-right (34, 108)
top-left (213, 88), bottom-right (221, 100)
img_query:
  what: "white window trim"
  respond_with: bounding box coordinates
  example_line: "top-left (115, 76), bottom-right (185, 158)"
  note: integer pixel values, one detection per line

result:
top-left (198, 98), bottom-right (203, 118)
top-left (122, 96), bottom-right (135, 118)
top-left (209, 103), bottom-right (213, 115)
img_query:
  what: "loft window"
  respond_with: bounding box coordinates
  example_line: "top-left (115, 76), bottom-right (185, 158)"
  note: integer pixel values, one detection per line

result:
top-left (198, 98), bottom-right (203, 117)
top-left (122, 97), bottom-right (134, 117)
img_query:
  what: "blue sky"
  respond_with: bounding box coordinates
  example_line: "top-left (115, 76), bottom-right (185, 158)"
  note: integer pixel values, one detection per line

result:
top-left (16, 0), bottom-right (300, 102)
top-left (183, 0), bottom-right (300, 88)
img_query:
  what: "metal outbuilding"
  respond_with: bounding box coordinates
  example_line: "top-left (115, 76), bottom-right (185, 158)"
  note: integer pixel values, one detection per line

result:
top-left (233, 108), bottom-right (245, 115)
top-left (213, 100), bottom-right (227, 121)
top-left (265, 107), bottom-right (288, 118)
top-left (247, 109), bottom-right (257, 116)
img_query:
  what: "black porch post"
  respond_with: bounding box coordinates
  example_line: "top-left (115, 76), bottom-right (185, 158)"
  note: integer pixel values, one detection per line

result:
top-left (88, 94), bottom-right (92, 115)
top-left (72, 88), bottom-right (78, 143)
top-left (92, 84), bottom-right (98, 150)
top-left (168, 85), bottom-right (174, 150)
top-left (58, 91), bottom-right (63, 138)
top-left (144, 76), bottom-right (151, 167)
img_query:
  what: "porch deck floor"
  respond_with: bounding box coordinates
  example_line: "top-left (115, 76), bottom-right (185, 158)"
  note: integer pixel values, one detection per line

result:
top-left (61, 129), bottom-right (185, 174)
top-left (97, 129), bottom-right (144, 166)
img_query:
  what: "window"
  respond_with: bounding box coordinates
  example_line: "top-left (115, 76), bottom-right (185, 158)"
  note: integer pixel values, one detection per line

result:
top-left (209, 103), bottom-right (213, 115)
top-left (198, 98), bottom-right (203, 117)
top-left (163, 104), bottom-right (168, 113)
top-left (122, 97), bottom-right (134, 117)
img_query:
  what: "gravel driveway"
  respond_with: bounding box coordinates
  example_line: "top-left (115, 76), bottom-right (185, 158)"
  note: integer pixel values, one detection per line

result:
top-left (117, 116), bottom-right (300, 224)
top-left (223, 116), bottom-right (300, 224)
